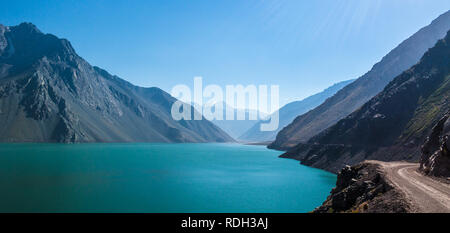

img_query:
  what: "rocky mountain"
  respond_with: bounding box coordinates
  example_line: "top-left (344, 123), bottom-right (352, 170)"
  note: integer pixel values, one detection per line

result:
top-left (270, 10), bottom-right (450, 150)
top-left (281, 30), bottom-right (450, 173)
top-left (420, 111), bottom-right (450, 177)
top-left (0, 23), bottom-right (233, 143)
top-left (238, 79), bottom-right (354, 143)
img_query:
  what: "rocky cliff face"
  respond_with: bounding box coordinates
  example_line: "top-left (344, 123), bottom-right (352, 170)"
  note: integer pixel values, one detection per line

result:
top-left (270, 10), bottom-right (450, 150)
top-left (281, 30), bottom-right (450, 173)
top-left (314, 163), bottom-right (410, 213)
top-left (420, 112), bottom-right (450, 177)
top-left (0, 23), bottom-right (233, 143)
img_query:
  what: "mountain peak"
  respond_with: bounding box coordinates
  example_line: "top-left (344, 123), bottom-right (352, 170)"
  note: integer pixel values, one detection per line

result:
top-left (0, 22), bottom-right (233, 143)
top-left (0, 22), bottom-right (77, 68)
top-left (13, 22), bottom-right (42, 34)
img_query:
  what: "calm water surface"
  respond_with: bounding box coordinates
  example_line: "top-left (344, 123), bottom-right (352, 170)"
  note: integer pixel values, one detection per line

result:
top-left (0, 143), bottom-right (336, 213)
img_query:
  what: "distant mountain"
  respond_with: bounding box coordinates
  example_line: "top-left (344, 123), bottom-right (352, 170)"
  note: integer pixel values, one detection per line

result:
top-left (210, 102), bottom-right (260, 139)
top-left (238, 79), bottom-right (354, 142)
top-left (0, 23), bottom-right (233, 143)
top-left (282, 31), bottom-right (450, 173)
top-left (270, 10), bottom-right (450, 150)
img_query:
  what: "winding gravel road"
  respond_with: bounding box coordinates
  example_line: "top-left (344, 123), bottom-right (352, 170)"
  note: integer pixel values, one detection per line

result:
top-left (367, 161), bottom-right (450, 213)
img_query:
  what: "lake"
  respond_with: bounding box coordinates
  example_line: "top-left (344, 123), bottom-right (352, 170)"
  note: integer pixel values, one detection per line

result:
top-left (0, 143), bottom-right (336, 213)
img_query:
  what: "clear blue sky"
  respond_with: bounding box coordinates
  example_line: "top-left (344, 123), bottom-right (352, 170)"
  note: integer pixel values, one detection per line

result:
top-left (1, 0), bottom-right (449, 106)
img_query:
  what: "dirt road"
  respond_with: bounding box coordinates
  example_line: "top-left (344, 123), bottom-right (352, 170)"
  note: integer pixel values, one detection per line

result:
top-left (367, 161), bottom-right (450, 213)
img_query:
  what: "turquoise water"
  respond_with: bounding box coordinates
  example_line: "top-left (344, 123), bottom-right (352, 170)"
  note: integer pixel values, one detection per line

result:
top-left (0, 143), bottom-right (336, 213)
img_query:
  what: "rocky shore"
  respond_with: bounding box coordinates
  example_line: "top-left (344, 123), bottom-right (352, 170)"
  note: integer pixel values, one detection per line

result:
top-left (313, 162), bottom-right (411, 213)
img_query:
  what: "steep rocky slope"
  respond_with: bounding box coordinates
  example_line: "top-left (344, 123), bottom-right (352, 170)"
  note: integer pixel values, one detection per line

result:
top-left (238, 79), bottom-right (354, 142)
top-left (420, 112), bottom-right (450, 177)
top-left (282, 30), bottom-right (450, 173)
top-left (0, 23), bottom-right (233, 143)
top-left (270, 10), bottom-right (450, 150)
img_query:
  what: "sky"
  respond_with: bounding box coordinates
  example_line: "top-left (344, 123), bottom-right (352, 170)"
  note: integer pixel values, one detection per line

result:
top-left (0, 0), bottom-right (449, 106)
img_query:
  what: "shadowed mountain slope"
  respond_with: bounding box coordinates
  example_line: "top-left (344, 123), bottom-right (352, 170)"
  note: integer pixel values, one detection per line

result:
top-left (283, 31), bottom-right (450, 173)
top-left (270, 10), bottom-right (450, 150)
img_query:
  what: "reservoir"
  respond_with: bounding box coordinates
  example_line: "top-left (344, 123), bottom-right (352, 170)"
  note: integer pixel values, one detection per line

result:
top-left (0, 143), bottom-right (336, 213)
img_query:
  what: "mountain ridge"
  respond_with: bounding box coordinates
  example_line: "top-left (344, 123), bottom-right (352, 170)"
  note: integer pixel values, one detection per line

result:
top-left (270, 10), bottom-right (450, 150)
top-left (0, 22), bottom-right (233, 143)
top-left (282, 30), bottom-right (450, 173)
